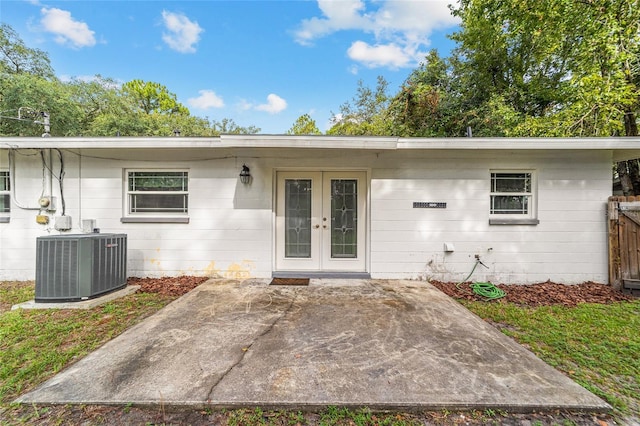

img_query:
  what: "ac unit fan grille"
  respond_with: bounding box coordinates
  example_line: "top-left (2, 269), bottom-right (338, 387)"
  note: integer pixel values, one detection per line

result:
top-left (36, 239), bottom-right (79, 299)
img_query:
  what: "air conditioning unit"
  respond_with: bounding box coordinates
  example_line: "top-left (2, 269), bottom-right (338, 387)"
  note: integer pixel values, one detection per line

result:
top-left (35, 234), bottom-right (127, 302)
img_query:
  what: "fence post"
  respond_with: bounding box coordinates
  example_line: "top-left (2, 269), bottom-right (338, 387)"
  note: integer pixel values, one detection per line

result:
top-left (608, 196), bottom-right (622, 290)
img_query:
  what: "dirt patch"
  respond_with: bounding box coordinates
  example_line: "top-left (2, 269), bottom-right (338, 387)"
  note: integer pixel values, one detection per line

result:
top-left (429, 280), bottom-right (635, 306)
top-left (128, 276), bottom-right (210, 297)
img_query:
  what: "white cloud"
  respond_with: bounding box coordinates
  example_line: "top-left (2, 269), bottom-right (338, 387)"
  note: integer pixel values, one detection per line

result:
top-left (295, 0), bottom-right (371, 45)
top-left (347, 41), bottom-right (414, 69)
top-left (294, 0), bottom-right (459, 68)
top-left (237, 99), bottom-right (254, 111)
top-left (235, 94), bottom-right (288, 114)
top-left (161, 10), bottom-right (203, 53)
top-left (255, 94), bottom-right (288, 114)
top-left (188, 90), bottom-right (224, 109)
top-left (40, 7), bottom-right (96, 48)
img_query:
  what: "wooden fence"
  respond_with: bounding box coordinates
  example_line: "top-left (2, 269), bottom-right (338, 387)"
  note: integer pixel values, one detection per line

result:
top-left (608, 195), bottom-right (640, 294)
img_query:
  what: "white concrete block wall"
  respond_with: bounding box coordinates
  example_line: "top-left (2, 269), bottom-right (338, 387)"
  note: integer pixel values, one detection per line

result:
top-left (369, 150), bottom-right (611, 284)
top-left (0, 146), bottom-right (613, 284)
top-left (0, 150), bottom-right (275, 280)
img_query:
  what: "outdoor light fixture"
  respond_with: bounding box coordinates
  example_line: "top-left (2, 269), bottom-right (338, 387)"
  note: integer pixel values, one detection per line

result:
top-left (239, 164), bottom-right (251, 184)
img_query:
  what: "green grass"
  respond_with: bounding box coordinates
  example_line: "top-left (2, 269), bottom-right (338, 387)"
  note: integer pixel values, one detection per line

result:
top-left (462, 299), bottom-right (640, 417)
top-left (225, 406), bottom-right (425, 426)
top-left (0, 281), bottom-right (176, 404)
top-left (0, 282), bottom-right (34, 312)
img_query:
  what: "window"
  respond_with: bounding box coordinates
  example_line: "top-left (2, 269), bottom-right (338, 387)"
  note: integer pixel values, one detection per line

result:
top-left (123, 170), bottom-right (189, 223)
top-left (0, 171), bottom-right (9, 222)
top-left (489, 171), bottom-right (538, 225)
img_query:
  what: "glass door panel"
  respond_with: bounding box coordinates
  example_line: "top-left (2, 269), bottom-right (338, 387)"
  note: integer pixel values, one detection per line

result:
top-left (285, 179), bottom-right (312, 258)
top-left (276, 172), bottom-right (321, 271)
top-left (330, 179), bottom-right (357, 258)
top-left (322, 172), bottom-right (366, 272)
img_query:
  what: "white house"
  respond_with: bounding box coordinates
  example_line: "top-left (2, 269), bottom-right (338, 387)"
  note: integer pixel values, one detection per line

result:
top-left (2, 135), bottom-right (639, 284)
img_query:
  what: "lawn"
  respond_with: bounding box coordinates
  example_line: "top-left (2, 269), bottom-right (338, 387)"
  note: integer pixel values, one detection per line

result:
top-left (461, 299), bottom-right (640, 419)
top-left (0, 279), bottom-right (637, 425)
top-left (0, 281), bottom-right (177, 404)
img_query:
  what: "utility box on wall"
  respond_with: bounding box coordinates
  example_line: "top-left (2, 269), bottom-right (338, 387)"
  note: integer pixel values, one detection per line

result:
top-left (35, 233), bottom-right (127, 302)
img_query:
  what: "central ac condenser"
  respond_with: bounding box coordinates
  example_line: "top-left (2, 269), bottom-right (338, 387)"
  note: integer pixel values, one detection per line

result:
top-left (35, 233), bottom-right (127, 302)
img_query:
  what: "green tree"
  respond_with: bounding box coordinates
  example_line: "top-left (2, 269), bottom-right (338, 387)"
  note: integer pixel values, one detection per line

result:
top-left (387, 50), bottom-right (462, 137)
top-left (67, 75), bottom-right (134, 134)
top-left (211, 118), bottom-right (260, 135)
top-left (327, 77), bottom-right (391, 135)
top-left (286, 114), bottom-right (321, 135)
top-left (0, 23), bottom-right (71, 136)
top-left (448, 0), bottom-right (640, 139)
top-left (86, 106), bottom-right (218, 137)
top-left (0, 25), bottom-right (266, 138)
top-left (0, 23), bottom-right (54, 78)
top-left (121, 79), bottom-right (189, 115)
top-left (448, 0), bottom-right (577, 136)
top-left (0, 73), bottom-right (84, 136)
top-left (90, 79), bottom-right (225, 136)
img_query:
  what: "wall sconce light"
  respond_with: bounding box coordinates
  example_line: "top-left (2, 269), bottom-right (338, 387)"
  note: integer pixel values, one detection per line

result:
top-left (239, 164), bottom-right (251, 184)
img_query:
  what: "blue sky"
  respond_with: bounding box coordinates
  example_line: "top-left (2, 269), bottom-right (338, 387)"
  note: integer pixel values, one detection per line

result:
top-left (1, 0), bottom-right (460, 133)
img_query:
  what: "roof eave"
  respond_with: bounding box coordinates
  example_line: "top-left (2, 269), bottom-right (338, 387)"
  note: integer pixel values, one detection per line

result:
top-left (1, 136), bottom-right (640, 155)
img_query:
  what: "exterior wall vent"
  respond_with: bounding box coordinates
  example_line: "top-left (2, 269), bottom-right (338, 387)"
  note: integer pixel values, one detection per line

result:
top-left (35, 234), bottom-right (127, 302)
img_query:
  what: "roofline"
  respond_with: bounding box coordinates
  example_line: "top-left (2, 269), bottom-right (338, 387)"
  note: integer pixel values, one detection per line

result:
top-left (398, 137), bottom-right (640, 150)
top-left (1, 135), bottom-right (640, 153)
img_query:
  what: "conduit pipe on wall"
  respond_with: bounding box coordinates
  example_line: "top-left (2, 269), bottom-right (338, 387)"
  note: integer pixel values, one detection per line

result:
top-left (44, 149), bottom-right (53, 202)
top-left (77, 150), bottom-right (82, 228)
top-left (8, 149), bottom-right (43, 211)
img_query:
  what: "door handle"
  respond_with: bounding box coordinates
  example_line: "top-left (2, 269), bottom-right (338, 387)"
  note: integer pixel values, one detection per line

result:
top-left (314, 224), bottom-right (320, 229)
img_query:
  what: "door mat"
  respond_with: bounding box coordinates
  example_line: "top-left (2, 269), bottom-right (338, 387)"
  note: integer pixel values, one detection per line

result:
top-left (270, 278), bottom-right (310, 286)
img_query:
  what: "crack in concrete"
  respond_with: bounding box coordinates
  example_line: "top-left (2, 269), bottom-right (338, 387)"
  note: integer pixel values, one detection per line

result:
top-left (205, 289), bottom-right (298, 401)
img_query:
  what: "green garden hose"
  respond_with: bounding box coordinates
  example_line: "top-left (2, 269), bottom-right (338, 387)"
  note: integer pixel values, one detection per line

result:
top-left (456, 258), bottom-right (507, 300)
top-left (456, 260), bottom-right (479, 288)
top-left (470, 282), bottom-right (506, 300)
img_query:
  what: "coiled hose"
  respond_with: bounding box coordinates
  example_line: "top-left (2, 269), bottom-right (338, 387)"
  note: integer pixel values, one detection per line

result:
top-left (469, 282), bottom-right (506, 300)
top-left (456, 258), bottom-right (506, 301)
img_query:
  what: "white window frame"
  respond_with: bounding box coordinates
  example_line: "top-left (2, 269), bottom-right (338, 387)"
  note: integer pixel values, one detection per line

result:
top-left (489, 170), bottom-right (539, 225)
top-left (0, 171), bottom-right (9, 223)
top-left (122, 169), bottom-right (189, 223)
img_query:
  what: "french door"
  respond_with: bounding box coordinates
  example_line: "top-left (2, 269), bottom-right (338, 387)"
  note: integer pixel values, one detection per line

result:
top-left (276, 171), bottom-right (366, 272)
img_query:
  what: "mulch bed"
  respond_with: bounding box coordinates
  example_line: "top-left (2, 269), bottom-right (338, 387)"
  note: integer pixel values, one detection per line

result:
top-left (128, 276), bottom-right (635, 306)
top-left (127, 276), bottom-right (210, 297)
top-left (430, 280), bottom-right (636, 307)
